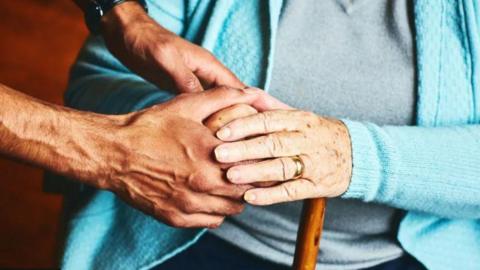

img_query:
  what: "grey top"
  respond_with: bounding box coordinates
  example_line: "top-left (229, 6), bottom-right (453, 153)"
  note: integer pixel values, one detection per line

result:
top-left (211, 0), bottom-right (416, 269)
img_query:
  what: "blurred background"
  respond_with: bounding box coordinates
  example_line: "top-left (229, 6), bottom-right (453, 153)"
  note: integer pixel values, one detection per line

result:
top-left (0, 0), bottom-right (87, 268)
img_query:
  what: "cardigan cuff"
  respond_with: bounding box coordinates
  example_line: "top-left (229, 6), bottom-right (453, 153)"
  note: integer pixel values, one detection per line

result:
top-left (340, 120), bottom-right (387, 201)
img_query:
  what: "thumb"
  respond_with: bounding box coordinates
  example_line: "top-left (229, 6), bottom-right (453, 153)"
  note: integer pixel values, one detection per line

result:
top-left (195, 57), bottom-right (246, 89)
top-left (187, 46), bottom-right (245, 89)
top-left (166, 57), bottom-right (204, 93)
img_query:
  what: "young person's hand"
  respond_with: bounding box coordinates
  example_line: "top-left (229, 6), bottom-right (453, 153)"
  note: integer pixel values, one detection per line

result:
top-left (100, 1), bottom-right (244, 93)
top-left (97, 87), bottom-right (286, 228)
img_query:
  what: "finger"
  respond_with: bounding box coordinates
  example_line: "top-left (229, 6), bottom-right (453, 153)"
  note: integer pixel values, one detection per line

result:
top-left (243, 179), bottom-right (316, 206)
top-left (179, 192), bottom-right (245, 216)
top-left (184, 87), bottom-right (261, 122)
top-left (168, 59), bottom-right (205, 93)
top-left (188, 166), bottom-right (252, 200)
top-left (156, 46), bottom-right (204, 93)
top-left (216, 110), bottom-right (309, 141)
top-left (207, 181), bottom-right (252, 200)
top-left (215, 132), bottom-right (305, 163)
top-left (162, 212), bottom-right (226, 229)
top-left (125, 194), bottom-right (226, 229)
top-left (174, 87), bottom-right (289, 122)
top-left (252, 181), bottom-right (278, 188)
top-left (244, 87), bottom-right (293, 111)
top-left (191, 48), bottom-right (246, 89)
top-left (204, 104), bottom-right (258, 133)
top-left (226, 157), bottom-right (299, 184)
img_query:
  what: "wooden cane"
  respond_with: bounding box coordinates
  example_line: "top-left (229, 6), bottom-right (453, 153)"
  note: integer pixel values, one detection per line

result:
top-left (292, 197), bottom-right (327, 270)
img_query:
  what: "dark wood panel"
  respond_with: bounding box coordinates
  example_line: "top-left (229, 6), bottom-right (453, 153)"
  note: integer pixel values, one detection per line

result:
top-left (0, 0), bottom-right (87, 268)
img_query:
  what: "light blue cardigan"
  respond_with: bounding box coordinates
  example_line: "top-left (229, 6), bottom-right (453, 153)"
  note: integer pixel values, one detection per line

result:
top-left (61, 1), bottom-right (480, 269)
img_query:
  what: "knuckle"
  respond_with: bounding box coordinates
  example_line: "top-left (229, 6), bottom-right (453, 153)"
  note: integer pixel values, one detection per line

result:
top-left (300, 154), bottom-right (314, 178)
top-left (266, 134), bottom-right (284, 156)
top-left (279, 158), bottom-right (290, 180)
top-left (265, 135), bottom-right (276, 156)
top-left (180, 199), bottom-right (200, 214)
top-left (189, 175), bottom-right (209, 192)
top-left (259, 112), bottom-right (271, 133)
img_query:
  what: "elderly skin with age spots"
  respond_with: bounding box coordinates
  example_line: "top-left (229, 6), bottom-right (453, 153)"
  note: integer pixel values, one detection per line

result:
top-left (213, 108), bottom-right (353, 206)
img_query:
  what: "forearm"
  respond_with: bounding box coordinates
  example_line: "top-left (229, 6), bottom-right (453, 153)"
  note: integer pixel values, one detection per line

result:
top-left (0, 83), bottom-right (124, 187)
top-left (342, 120), bottom-right (480, 218)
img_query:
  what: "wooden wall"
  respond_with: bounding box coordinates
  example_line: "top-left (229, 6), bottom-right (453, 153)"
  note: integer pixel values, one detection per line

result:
top-left (0, 1), bottom-right (87, 268)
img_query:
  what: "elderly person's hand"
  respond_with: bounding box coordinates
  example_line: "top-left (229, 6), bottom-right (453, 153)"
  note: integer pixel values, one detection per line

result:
top-left (100, 1), bottom-right (244, 93)
top-left (213, 110), bottom-right (353, 205)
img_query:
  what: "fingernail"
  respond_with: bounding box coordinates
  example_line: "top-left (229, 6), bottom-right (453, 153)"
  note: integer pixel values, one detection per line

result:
top-left (216, 127), bottom-right (231, 140)
top-left (244, 192), bottom-right (256, 202)
top-left (215, 146), bottom-right (229, 161)
top-left (227, 169), bottom-right (240, 182)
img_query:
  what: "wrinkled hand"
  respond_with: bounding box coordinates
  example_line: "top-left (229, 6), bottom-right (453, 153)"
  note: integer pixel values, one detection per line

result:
top-left (103, 87), bottom-right (281, 228)
top-left (205, 103), bottom-right (290, 189)
top-left (101, 1), bottom-right (244, 93)
top-left (213, 110), bottom-right (353, 205)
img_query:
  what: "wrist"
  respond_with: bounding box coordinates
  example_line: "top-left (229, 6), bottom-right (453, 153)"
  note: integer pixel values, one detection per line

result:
top-left (67, 112), bottom-right (129, 189)
top-left (100, 1), bottom-right (148, 36)
top-left (328, 118), bottom-right (353, 195)
top-left (339, 120), bottom-right (353, 193)
top-left (44, 107), bottom-right (128, 189)
top-left (0, 84), bottom-right (130, 189)
top-left (338, 120), bottom-right (372, 199)
top-left (100, 109), bottom-right (171, 193)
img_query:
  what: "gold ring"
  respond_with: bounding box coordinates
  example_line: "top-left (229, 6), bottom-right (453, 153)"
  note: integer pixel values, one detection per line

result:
top-left (291, 155), bottom-right (305, 180)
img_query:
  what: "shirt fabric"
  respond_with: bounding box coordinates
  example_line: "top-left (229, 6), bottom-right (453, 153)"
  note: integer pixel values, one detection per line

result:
top-left (211, 0), bottom-right (415, 269)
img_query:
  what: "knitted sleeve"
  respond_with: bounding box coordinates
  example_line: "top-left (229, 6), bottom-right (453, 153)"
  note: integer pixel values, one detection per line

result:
top-left (341, 120), bottom-right (480, 219)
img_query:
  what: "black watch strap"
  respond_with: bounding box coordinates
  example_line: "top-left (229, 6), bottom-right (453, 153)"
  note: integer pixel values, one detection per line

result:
top-left (85, 0), bottom-right (148, 35)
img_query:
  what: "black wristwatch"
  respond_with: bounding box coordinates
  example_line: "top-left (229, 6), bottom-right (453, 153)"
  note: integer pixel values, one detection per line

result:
top-left (84, 0), bottom-right (148, 34)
